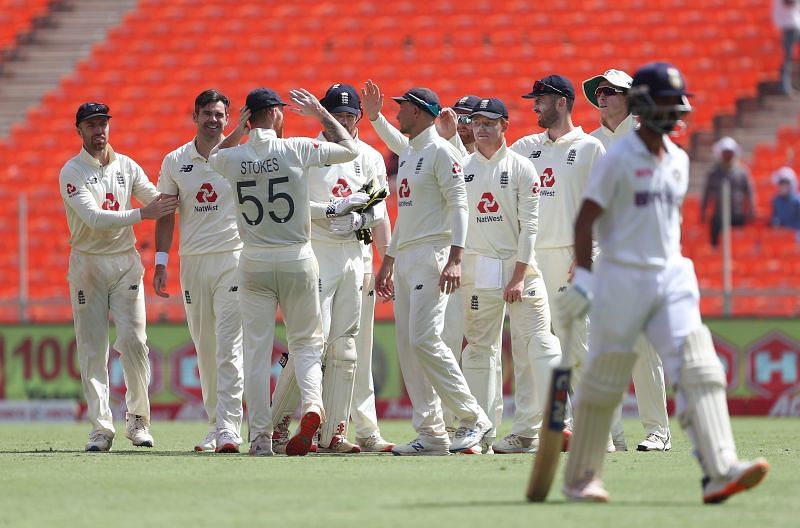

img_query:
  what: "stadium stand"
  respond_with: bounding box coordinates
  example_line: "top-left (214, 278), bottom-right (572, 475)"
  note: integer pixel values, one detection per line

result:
top-left (0, 0), bottom-right (796, 321)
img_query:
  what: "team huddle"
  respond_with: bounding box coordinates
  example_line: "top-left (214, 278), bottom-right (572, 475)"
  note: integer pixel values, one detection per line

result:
top-left (59, 61), bottom-right (768, 503)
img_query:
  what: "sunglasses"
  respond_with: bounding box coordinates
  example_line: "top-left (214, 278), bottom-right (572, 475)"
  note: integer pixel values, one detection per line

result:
top-left (457, 115), bottom-right (472, 124)
top-left (594, 86), bottom-right (625, 97)
top-left (533, 80), bottom-right (569, 98)
top-left (404, 92), bottom-right (441, 117)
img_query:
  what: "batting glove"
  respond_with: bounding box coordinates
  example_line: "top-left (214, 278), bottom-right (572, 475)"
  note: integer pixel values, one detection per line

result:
top-left (558, 267), bottom-right (593, 320)
top-left (326, 192), bottom-right (370, 217)
top-left (329, 212), bottom-right (366, 233)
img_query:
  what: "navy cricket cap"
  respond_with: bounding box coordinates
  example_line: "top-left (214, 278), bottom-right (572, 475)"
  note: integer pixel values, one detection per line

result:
top-left (76, 102), bottom-right (111, 126)
top-left (321, 83), bottom-right (361, 115)
top-left (392, 87), bottom-right (441, 117)
top-left (522, 75), bottom-right (575, 99)
top-left (630, 62), bottom-right (692, 98)
top-left (452, 95), bottom-right (481, 113)
top-left (470, 98), bottom-right (508, 119)
top-left (246, 88), bottom-right (287, 113)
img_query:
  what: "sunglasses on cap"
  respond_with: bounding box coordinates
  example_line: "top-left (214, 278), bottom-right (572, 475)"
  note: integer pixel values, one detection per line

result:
top-left (533, 80), bottom-right (569, 98)
top-left (595, 86), bottom-right (625, 97)
top-left (457, 115), bottom-right (472, 124)
top-left (404, 92), bottom-right (441, 117)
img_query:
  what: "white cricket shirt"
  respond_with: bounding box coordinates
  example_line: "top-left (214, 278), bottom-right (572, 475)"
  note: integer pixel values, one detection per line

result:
top-left (158, 139), bottom-right (242, 256)
top-left (462, 142), bottom-right (540, 266)
top-left (59, 146), bottom-right (159, 255)
top-left (307, 132), bottom-right (388, 245)
top-left (370, 115), bottom-right (468, 256)
top-left (208, 128), bottom-right (355, 259)
top-left (589, 114), bottom-right (636, 151)
top-left (583, 132), bottom-right (688, 268)
top-left (510, 127), bottom-right (605, 249)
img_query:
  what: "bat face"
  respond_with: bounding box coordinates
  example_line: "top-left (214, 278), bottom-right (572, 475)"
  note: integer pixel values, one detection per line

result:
top-left (545, 367), bottom-right (571, 431)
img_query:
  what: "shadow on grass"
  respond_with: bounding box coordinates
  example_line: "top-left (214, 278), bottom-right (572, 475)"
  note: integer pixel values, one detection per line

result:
top-left (396, 498), bottom-right (703, 508)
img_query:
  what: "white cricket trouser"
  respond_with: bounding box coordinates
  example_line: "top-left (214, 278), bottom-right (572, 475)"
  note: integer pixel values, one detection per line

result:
top-left (442, 287), bottom-right (466, 430)
top-left (181, 252), bottom-right (244, 438)
top-left (589, 257), bottom-right (702, 385)
top-left (393, 241), bottom-right (485, 439)
top-left (68, 249), bottom-right (150, 435)
top-left (461, 255), bottom-right (561, 437)
top-left (351, 269), bottom-right (381, 438)
top-left (537, 247), bottom-right (588, 378)
top-left (238, 249), bottom-right (324, 442)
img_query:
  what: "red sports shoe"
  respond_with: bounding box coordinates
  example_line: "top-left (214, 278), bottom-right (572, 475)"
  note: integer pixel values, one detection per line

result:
top-left (285, 412), bottom-right (321, 456)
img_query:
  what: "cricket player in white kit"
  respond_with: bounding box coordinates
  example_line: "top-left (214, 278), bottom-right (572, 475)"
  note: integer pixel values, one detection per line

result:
top-left (560, 63), bottom-right (768, 503)
top-left (269, 83), bottom-right (393, 454)
top-left (459, 98), bottom-right (562, 455)
top-left (60, 102), bottom-right (179, 451)
top-left (153, 89), bottom-right (244, 453)
top-left (582, 69), bottom-right (672, 452)
top-left (510, 75), bottom-right (606, 445)
top-left (209, 87), bottom-right (360, 456)
top-left (364, 81), bottom-right (492, 455)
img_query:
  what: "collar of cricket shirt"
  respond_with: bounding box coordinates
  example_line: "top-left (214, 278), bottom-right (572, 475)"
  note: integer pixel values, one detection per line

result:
top-left (408, 124), bottom-right (437, 151)
top-left (474, 140), bottom-right (508, 163)
top-left (79, 144), bottom-right (116, 167)
top-left (545, 126), bottom-right (584, 145)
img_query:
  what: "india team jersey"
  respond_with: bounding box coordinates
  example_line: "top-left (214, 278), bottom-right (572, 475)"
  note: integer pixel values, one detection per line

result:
top-left (158, 139), bottom-right (242, 256)
top-left (59, 146), bottom-right (159, 255)
top-left (209, 128), bottom-right (343, 249)
top-left (370, 116), bottom-right (467, 255)
top-left (590, 114), bottom-right (636, 151)
top-left (510, 127), bottom-right (605, 249)
top-left (462, 143), bottom-right (540, 267)
top-left (583, 132), bottom-right (688, 268)
top-left (307, 132), bottom-right (388, 244)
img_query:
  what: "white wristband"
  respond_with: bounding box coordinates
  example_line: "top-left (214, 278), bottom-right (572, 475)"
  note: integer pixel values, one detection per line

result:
top-left (155, 252), bottom-right (169, 266)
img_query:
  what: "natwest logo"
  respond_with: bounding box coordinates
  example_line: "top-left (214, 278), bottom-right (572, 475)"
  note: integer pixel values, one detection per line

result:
top-left (66, 183), bottom-right (77, 197)
top-left (745, 332), bottom-right (800, 398)
top-left (398, 178), bottom-right (411, 198)
top-left (196, 182), bottom-right (218, 203)
top-left (331, 178), bottom-right (352, 198)
top-left (477, 192), bottom-right (499, 213)
top-left (102, 193), bottom-right (119, 211)
top-left (540, 168), bottom-right (555, 188)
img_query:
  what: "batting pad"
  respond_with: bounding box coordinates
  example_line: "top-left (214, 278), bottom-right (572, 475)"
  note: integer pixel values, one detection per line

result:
top-left (676, 325), bottom-right (737, 480)
top-left (319, 336), bottom-right (357, 446)
top-left (270, 353), bottom-right (302, 431)
top-left (564, 352), bottom-right (636, 486)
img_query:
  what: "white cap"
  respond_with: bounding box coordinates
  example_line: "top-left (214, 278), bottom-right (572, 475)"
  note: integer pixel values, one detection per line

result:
top-left (582, 69), bottom-right (634, 108)
top-left (712, 136), bottom-right (741, 159)
top-left (772, 166), bottom-right (797, 186)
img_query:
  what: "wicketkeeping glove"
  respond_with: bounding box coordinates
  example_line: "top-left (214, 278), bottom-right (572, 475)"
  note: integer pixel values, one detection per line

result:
top-left (329, 212), bottom-right (366, 233)
top-left (557, 267), bottom-right (593, 320)
top-left (326, 192), bottom-right (370, 217)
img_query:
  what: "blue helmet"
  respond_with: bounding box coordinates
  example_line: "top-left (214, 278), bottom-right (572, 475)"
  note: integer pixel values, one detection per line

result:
top-left (628, 62), bottom-right (692, 134)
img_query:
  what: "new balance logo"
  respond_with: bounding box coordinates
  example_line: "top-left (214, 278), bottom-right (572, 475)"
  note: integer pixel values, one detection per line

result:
top-left (128, 284), bottom-right (138, 291)
top-left (558, 286), bottom-right (567, 293)
top-left (471, 295), bottom-right (479, 311)
top-left (228, 286), bottom-right (238, 292)
top-left (279, 352), bottom-right (289, 368)
top-left (415, 284), bottom-right (423, 290)
top-left (566, 149), bottom-right (577, 165)
top-left (529, 151), bottom-right (542, 159)
top-left (77, 290), bottom-right (86, 305)
top-left (184, 290), bottom-right (192, 304)
top-left (527, 290), bottom-right (535, 296)
top-left (464, 174), bottom-right (474, 183)
top-left (368, 289), bottom-right (374, 297)
top-left (179, 164), bottom-right (194, 173)
top-left (411, 441), bottom-right (424, 452)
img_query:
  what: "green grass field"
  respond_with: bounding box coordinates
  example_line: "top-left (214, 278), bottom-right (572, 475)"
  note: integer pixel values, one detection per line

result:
top-left (0, 418), bottom-right (796, 528)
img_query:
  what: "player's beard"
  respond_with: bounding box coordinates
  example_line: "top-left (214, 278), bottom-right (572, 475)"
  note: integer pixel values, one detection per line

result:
top-left (537, 108), bottom-right (557, 129)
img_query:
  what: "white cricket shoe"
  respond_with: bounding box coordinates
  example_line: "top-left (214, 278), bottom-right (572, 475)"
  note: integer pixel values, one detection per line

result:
top-left (449, 420), bottom-right (492, 452)
top-left (637, 432), bottom-right (671, 452)
top-left (607, 435), bottom-right (617, 453)
top-left (194, 431), bottom-right (216, 452)
top-left (249, 433), bottom-right (274, 456)
top-left (356, 432), bottom-right (395, 453)
top-left (703, 458), bottom-right (769, 504)
top-left (318, 435), bottom-right (362, 454)
top-left (125, 414), bottom-right (154, 447)
top-left (563, 477), bottom-right (610, 503)
top-left (493, 433), bottom-right (536, 454)
top-left (215, 430), bottom-right (240, 453)
top-left (391, 436), bottom-right (450, 456)
top-left (85, 431), bottom-right (113, 452)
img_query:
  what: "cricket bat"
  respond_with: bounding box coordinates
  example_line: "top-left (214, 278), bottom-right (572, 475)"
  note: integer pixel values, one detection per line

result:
top-left (526, 321), bottom-right (572, 502)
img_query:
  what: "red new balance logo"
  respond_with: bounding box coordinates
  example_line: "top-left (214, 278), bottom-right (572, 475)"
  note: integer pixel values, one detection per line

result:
top-left (101, 193), bottom-right (119, 211)
top-left (196, 183), bottom-right (218, 203)
top-left (331, 178), bottom-right (352, 197)
top-left (398, 178), bottom-right (411, 198)
top-left (540, 168), bottom-right (555, 188)
top-left (477, 192), bottom-right (499, 213)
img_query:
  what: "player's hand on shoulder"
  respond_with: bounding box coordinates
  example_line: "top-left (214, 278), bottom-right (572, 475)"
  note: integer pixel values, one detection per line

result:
top-left (141, 194), bottom-right (179, 220)
top-left (557, 267), bottom-right (593, 320)
top-left (361, 80), bottom-right (383, 121)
